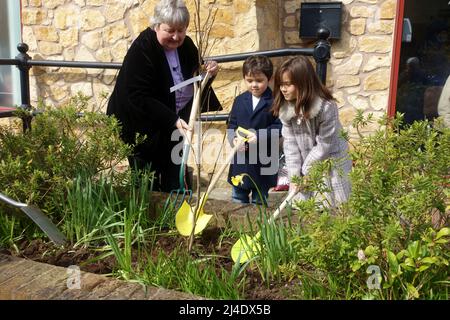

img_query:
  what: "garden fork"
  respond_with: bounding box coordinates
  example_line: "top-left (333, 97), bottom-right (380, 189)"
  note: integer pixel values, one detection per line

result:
top-left (163, 72), bottom-right (211, 214)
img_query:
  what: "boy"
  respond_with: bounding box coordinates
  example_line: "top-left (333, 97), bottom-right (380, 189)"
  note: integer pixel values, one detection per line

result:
top-left (227, 55), bottom-right (282, 204)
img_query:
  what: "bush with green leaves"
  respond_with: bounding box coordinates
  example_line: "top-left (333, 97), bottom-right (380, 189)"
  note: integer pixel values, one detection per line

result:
top-left (0, 93), bottom-right (132, 243)
top-left (283, 113), bottom-right (450, 299)
top-left (239, 113), bottom-right (449, 299)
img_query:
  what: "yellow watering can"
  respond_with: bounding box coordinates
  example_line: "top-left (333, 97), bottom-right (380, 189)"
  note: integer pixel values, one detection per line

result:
top-left (175, 126), bottom-right (252, 236)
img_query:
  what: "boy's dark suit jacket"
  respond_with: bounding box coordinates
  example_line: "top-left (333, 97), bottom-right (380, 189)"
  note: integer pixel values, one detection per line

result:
top-left (227, 88), bottom-right (281, 191)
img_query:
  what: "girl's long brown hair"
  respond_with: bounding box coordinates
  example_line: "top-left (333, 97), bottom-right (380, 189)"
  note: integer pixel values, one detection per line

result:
top-left (271, 56), bottom-right (334, 119)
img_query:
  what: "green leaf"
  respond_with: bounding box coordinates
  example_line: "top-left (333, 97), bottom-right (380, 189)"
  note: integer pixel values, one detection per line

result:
top-left (407, 241), bottom-right (420, 259)
top-left (365, 245), bottom-right (377, 256)
top-left (396, 250), bottom-right (406, 260)
top-left (435, 227), bottom-right (450, 240)
top-left (351, 261), bottom-right (362, 272)
top-left (417, 265), bottom-right (430, 272)
top-left (404, 257), bottom-right (416, 268)
top-left (387, 250), bottom-right (399, 274)
top-left (420, 257), bottom-right (438, 265)
top-left (406, 283), bottom-right (420, 299)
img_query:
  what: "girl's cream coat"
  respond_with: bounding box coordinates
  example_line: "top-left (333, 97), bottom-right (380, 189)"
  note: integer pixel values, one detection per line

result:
top-left (279, 97), bottom-right (352, 206)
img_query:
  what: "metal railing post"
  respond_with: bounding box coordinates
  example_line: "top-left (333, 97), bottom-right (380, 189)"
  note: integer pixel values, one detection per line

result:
top-left (15, 43), bottom-right (32, 131)
top-left (313, 28), bottom-right (331, 85)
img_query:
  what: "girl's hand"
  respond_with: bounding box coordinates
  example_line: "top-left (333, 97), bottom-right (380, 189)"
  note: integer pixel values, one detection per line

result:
top-left (290, 182), bottom-right (300, 192)
top-left (290, 175), bottom-right (311, 192)
top-left (293, 176), bottom-right (311, 192)
top-left (301, 175), bottom-right (311, 187)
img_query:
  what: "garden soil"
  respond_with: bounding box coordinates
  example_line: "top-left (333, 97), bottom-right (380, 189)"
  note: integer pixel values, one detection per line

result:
top-left (2, 232), bottom-right (299, 300)
top-left (1, 191), bottom-right (300, 299)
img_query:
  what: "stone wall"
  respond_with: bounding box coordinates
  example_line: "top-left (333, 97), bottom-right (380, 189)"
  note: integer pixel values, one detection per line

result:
top-left (20, 0), bottom-right (282, 177)
top-left (21, 0), bottom-right (279, 112)
top-left (19, 0), bottom-right (398, 177)
top-left (282, 0), bottom-right (397, 137)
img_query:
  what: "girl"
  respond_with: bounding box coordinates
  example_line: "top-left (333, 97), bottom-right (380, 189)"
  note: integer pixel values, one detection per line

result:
top-left (271, 56), bottom-right (352, 207)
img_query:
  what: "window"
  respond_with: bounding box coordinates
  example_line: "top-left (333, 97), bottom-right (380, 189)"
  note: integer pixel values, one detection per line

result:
top-left (0, 0), bottom-right (21, 107)
top-left (395, 1), bottom-right (450, 125)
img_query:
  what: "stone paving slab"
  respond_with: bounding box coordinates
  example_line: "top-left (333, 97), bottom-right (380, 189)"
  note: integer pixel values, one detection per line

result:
top-left (0, 254), bottom-right (203, 300)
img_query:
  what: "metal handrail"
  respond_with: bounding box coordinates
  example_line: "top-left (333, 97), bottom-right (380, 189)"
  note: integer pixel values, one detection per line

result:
top-left (0, 28), bottom-right (331, 128)
top-left (2, 48), bottom-right (317, 69)
top-left (27, 60), bottom-right (122, 69)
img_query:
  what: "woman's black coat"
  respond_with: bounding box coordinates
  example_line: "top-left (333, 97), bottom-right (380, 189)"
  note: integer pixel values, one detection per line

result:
top-left (107, 27), bottom-right (221, 186)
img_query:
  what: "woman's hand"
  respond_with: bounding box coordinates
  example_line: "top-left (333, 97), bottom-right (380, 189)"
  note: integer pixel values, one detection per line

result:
top-left (204, 60), bottom-right (219, 77)
top-left (176, 118), bottom-right (192, 138)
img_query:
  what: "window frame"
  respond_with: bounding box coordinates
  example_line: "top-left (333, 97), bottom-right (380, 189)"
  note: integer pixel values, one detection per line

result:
top-left (387, 0), bottom-right (405, 117)
top-left (0, 0), bottom-right (22, 107)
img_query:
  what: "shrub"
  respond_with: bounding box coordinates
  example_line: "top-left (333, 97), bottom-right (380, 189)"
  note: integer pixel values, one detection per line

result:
top-left (0, 94), bottom-right (132, 235)
top-left (279, 113), bottom-right (449, 299)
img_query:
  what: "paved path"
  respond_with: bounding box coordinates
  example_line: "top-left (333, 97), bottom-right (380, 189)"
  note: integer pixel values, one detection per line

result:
top-left (0, 254), bottom-right (202, 300)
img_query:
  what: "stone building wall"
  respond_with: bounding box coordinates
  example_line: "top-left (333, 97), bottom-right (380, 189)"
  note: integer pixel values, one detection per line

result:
top-left (21, 0), bottom-right (277, 112)
top-left (19, 0), bottom-right (398, 176)
top-left (21, 0), bottom-right (398, 131)
top-left (20, 0), bottom-right (281, 177)
top-left (281, 0), bottom-right (397, 137)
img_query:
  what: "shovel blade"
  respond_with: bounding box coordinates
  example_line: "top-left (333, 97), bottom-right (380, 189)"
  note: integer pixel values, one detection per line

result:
top-left (21, 206), bottom-right (67, 246)
top-left (231, 233), bottom-right (261, 263)
top-left (175, 200), bottom-right (213, 236)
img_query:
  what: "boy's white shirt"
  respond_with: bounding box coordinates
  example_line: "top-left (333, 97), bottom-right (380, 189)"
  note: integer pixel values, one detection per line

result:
top-left (252, 95), bottom-right (261, 111)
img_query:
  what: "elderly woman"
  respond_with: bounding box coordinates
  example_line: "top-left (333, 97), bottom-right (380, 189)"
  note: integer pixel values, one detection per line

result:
top-left (107, 0), bottom-right (221, 192)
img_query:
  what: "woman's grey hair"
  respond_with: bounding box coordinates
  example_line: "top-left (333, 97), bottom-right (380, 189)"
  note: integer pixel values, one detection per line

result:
top-left (151, 0), bottom-right (190, 28)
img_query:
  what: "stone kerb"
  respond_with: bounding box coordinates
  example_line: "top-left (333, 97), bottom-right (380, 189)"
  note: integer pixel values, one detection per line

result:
top-left (0, 190), bottom-right (291, 300)
top-left (0, 254), bottom-right (203, 300)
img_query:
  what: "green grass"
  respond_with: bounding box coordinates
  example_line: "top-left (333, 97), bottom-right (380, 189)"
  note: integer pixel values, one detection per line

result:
top-left (139, 247), bottom-right (246, 299)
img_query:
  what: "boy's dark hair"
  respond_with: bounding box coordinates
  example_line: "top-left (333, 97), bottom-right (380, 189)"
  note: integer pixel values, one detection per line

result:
top-left (242, 55), bottom-right (273, 80)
